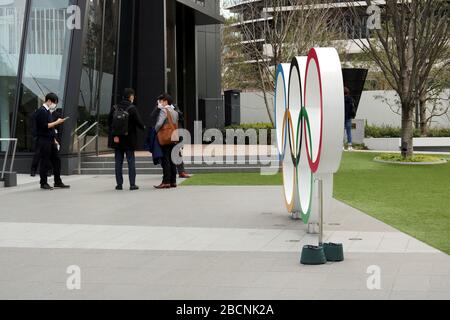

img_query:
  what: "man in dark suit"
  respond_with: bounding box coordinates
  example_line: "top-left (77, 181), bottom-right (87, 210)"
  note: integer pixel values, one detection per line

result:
top-left (30, 110), bottom-right (41, 177)
top-left (34, 93), bottom-right (70, 190)
top-left (30, 105), bottom-right (63, 177)
top-left (108, 88), bottom-right (146, 191)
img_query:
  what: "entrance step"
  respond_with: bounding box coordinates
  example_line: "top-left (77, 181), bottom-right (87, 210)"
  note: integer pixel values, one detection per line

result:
top-left (76, 156), bottom-right (280, 175)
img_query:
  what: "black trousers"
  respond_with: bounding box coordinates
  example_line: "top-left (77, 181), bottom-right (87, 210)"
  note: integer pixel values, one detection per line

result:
top-left (31, 139), bottom-right (41, 173)
top-left (114, 149), bottom-right (136, 187)
top-left (161, 144), bottom-right (177, 184)
top-left (37, 140), bottom-right (62, 186)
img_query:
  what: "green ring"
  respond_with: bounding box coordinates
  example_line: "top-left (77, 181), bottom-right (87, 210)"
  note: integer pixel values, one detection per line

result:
top-left (295, 107), bottom-right (314, 223)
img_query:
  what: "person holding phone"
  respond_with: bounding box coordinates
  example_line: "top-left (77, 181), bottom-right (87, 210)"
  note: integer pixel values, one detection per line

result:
top-left (34, 93), bottom-right (70, 190)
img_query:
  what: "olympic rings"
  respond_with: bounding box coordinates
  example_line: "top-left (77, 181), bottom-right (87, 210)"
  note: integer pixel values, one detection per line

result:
top-left (275, 48), bottom-right (345, 223)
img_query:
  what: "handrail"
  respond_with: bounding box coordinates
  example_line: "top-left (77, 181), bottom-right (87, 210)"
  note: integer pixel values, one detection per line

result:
top-left (78, 122), bottom-right (98, 140)
top-left (77, 122), bottom-right (99, 175)
top-left (72, 121), bottom-right (89, 137)
top-left (0, 138), bottom-right (18, 180)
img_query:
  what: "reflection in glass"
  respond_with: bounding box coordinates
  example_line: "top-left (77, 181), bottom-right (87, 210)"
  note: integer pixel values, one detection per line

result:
top-left (77, 0), bottom-right (119, 153)
top-left (15, 0), bottom-right (72, 152)
top-left (0, 0), bottom-right (26, 151)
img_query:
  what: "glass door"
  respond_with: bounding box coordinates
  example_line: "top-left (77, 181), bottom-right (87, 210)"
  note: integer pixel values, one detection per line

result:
top-left (0, 0), bottom-right (27, 151)
top-left (76, 0), bottom-right (119, 154)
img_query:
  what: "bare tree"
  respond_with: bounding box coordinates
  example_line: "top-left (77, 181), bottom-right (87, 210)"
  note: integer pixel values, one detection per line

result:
top-left (417, 57), bottom-right (450, 135)
top-left (351, 0), bottom-right (449, 158)
top-left (222, 17), bottom-right (260, 90)
top-left (225, 0), bottom-right (343, 125)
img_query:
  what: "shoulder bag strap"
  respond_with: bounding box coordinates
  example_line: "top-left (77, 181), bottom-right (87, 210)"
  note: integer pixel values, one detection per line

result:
top-left (165, 109), bottom-right (175, 127)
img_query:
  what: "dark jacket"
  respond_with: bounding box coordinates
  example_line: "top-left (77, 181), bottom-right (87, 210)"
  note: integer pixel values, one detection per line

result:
top-left (149, 105), bottom-right (160, 129)
top-left (345, 96), bottom-right (356, 121)
top-left (144, 127), bottom-right (164, 165)
top-left (108, 100), bottom-right (145, 151)
top-left (34, 106), bottom-right (56, 142)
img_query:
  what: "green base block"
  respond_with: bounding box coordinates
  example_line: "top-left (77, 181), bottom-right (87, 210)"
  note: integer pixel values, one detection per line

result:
top-left (324, 243), bottom-right (344, 262)
top-left (300, 245), bottom-right (327, 265)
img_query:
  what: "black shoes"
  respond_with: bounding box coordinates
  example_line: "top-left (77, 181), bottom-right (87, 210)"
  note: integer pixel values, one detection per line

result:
top-left (54, 183), bottom-right (70, 189)
top-left (116, 185), bottom-right (139, 191)
top-left (41, 183), bottom-right (70, 190)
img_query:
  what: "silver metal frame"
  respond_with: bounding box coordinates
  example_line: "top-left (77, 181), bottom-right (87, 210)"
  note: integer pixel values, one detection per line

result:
top-left (77, 122), bottom-right (98, 175)
top-left (317, 178), bottom-right (324, 246)
top-left (0, 138), bottom-right (18, 180)
top-left (72, 121), bottom-right (89, 137)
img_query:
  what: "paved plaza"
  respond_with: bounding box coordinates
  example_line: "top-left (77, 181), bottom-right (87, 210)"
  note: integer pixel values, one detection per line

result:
top-left (0, 175), bottom-right (449, 300)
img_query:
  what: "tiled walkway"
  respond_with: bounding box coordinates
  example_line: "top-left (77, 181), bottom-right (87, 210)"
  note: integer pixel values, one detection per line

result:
top-left (0, 175), bottom-right (449, 300)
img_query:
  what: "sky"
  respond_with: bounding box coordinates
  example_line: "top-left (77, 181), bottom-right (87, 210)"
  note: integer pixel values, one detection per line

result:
top-left (220, 0), bottom-right (234, 18)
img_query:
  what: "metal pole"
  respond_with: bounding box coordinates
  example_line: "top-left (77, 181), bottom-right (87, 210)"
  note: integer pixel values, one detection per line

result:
top-left (318, 178), bottom-right (324, 246)
top-left (78, 138), bottom-right (81, 175)
top-left (1, 140), bottom-right (9, 180)
top-left (95, 123), bottom-right (99, 156)
top-left (9, 139), bottom-right (17, 174)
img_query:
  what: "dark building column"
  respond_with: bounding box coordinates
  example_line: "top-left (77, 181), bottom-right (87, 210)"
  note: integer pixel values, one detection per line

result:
top-left (115, 0), bottom-right (137, 99)
top-left (135, 0), bottom-right (167, 148)
top-left (176, 3), bottom-right (197, 135)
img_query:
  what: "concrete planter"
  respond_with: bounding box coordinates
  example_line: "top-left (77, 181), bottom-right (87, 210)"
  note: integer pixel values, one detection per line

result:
top-left (374, 158), bottom-right (448, 166)
top-left (364, 137), bottom-right (450, 151)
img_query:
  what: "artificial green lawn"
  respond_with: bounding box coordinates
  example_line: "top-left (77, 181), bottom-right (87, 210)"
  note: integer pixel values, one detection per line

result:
top-left (182, 152), bottom-right (450, 254)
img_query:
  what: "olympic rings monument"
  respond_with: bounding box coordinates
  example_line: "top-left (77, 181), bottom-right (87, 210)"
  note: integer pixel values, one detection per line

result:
top-left (275, 47), bottom-right (345, 265)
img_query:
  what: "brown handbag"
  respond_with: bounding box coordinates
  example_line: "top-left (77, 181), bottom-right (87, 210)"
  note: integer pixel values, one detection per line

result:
top-left (157, 110), bottom-right (179, 146)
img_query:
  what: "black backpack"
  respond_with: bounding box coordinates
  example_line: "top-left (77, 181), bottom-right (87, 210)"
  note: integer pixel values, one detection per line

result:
top-left (111, 105), bottom-right (132, 136)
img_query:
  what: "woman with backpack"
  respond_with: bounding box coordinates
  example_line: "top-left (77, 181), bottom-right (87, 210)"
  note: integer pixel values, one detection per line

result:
top-left (153, 93), bottom-right (179, 189)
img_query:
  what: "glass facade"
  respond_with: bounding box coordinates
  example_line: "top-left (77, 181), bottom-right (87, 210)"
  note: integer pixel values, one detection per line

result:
top-left (0, 0), bottom-right (26, 151)
top-left (76, 0), bottom-right (119, 153)
top-left (1, 0), bottom-right (222, 175)
top-left (15, 0), bottom-right (72, 152)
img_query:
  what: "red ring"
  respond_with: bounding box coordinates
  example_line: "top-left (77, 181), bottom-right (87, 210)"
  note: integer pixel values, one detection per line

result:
top-left (303, 48), bottom-right (324, 173)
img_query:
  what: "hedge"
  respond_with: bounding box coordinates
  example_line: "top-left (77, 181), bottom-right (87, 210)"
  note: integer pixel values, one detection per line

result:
top-left (365, 125), bottom-right (450, 138)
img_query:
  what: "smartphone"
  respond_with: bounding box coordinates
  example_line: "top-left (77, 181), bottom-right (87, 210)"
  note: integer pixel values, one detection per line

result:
top-left (63, 117), bottom-right (70, 121)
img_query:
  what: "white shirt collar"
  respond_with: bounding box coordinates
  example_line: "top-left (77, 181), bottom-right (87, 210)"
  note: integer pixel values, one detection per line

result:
top-left (43, 103), bottom-right (50, 111)
top-left (158, 104), bottom-right (174, 110)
